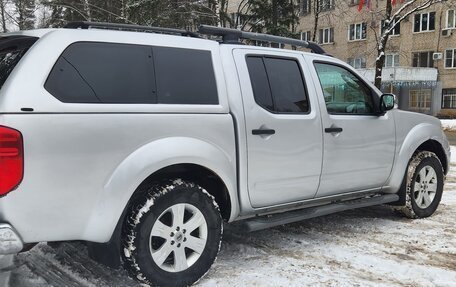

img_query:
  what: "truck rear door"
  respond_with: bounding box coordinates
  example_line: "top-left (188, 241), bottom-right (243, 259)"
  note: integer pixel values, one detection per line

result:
top-left (233, 48), bottom-right (323, 208)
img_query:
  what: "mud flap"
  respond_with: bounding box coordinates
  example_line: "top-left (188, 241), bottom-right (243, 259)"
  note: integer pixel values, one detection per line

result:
top-left (87, 209), bottom-right (126, 269)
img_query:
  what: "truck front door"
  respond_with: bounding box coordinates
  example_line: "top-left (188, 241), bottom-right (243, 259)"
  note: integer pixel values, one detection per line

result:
top-left (310, 61), bottom-right (396, 197)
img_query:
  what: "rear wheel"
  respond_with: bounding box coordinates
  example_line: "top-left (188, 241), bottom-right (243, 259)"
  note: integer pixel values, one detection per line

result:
top-left (396, 151), bottom-right (444, 219)
top-left (122, 179), bottom-right (222, 287)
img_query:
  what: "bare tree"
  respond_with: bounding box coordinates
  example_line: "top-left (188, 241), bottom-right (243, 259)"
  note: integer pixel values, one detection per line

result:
top-left (298, 0), bottom-right (351, 43)
top-left (311, 0), bottom-right (321, 42)
top-left (373, 0), bottom-right (443, 89)
top-left (13, 0), bottom-right (35, 30)
top-left (230, 0), bottom-right (253, 29)
top-left (0, 0), bottom-right (7, 32)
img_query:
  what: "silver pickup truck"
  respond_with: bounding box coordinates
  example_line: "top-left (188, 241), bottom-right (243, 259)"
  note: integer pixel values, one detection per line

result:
top-left (0, 22), bottom-right (450, 287)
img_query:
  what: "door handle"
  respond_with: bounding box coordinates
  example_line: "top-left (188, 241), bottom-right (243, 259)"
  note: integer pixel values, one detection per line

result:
top-left (325, 127), bottom-right (343, 133)
top-left (252, 129), bottom-right (276, 135)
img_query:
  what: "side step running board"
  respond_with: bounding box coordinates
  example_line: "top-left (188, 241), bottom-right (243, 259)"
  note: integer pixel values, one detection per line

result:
top-left (234, 194), bottom-right (399, 232)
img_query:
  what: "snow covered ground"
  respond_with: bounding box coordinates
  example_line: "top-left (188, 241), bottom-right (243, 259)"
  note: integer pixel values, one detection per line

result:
top-left (3, 149), bottom-right (456, 286)
top-left (441, 120), bottom-right (456, 131)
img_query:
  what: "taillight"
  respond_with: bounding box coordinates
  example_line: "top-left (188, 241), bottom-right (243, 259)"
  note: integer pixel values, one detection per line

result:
top-left (0, 126), bottom-right (23, 196)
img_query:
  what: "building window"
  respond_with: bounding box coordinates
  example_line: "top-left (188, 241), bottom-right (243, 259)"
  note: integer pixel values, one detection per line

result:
top-left (442, 88), bottom-right (456, 109)
top-left (412, 51), bottom-right (434, 68)
top-left (384, 54), bottom-right (400, 67)
top-left (381, 18), bottom-right (400, 35)
top-left (347, 57), bottom-right (366, 69)
top-left (414, 12), bottom-right (435, 32)
top-left (445, 49), bottom-right (456, 68)
top-left (447, 10), bottom-right (455, 29)
top-left (299, 0), bottom-right (311, 15)
top-left (409, 89), bottom-right (431, 110)
top-left (349, 23), bottom-right (367, 41)
top-left (319, 27), bottom-right (334, 44)
top-left (301, 31), bottom-right (311, 41)
top-left (319, 0), bottom-right (334, 12)
top-left (250, 41), bottom-right (285, 49)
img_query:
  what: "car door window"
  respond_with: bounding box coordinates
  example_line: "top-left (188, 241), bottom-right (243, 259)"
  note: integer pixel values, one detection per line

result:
top-left (314, 63), bottom-right (374, 115)
top-left (246, 56), bottom-right (309, 113)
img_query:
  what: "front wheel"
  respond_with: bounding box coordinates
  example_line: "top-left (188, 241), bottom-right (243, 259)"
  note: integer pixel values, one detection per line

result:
top-left (396, 151), bottom-right (444, 219)
top-left (122, 179), bottom-right (223, 287)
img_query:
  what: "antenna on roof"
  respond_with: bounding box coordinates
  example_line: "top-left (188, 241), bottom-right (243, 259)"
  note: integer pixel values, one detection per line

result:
top-left (198, 25), bottom-right (330, 55)
top-left (64, 22), bottom-right (200, 38)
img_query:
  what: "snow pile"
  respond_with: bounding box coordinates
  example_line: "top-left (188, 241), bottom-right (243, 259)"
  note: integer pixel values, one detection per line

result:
top-left (441, 120), bottom-right (456, 131)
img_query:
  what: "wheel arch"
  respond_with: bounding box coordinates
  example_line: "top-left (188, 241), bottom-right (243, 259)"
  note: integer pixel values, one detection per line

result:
top-left (389, 137), bottom-right (448, 207)
top-left (385, 121), bottom-right (449, 195)
top-left (129, 163), bottom-right (233, 221)
top-left (85, 137), bottom-right (237, 268)
top-left (415, 140), bottom-right (448, 175)
top-left (84, 137), bottom-right (237, 242)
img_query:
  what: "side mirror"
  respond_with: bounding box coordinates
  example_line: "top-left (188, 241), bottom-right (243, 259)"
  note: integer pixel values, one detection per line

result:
top-left (380, 93), bottom-right (396, 113)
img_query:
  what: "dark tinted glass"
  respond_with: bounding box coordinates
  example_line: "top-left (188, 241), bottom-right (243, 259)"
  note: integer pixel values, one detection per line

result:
top-left (246, 56), bottom-right (274, 111)
top-left (46, 43), bottom-right (219, 105)
top-left (0, 50), bottom-right (24, 90)
top-left (45, 57), bottom-right (98, 103)
top-left (46, 42), bottom-right (155, 103)
top-left (263, 57), bottom-right (309, 113)
top-left (153, 47), bottom-right (218, 105)
top-left (0, 36), bottom-right (37, 90)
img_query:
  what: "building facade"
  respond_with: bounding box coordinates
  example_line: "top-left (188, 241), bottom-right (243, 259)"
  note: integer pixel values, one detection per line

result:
top-left (227, 0), bottom-right (456, 116)
top-left (297, 0), bottom-right (456, 116)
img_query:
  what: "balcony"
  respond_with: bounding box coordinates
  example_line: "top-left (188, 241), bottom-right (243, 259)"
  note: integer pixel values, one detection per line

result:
top-left (357, 67), bottom-right (438, 83)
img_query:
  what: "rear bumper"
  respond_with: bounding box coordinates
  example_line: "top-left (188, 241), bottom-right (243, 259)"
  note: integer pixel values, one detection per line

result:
top-left (0, 224), bottom-right (23, 254)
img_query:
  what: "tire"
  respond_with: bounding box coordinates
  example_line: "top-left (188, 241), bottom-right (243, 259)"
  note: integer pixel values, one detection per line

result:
top-left (396, 151), bottom-right (444, 219)
top-left (122, 179), bottom-right (223, 287)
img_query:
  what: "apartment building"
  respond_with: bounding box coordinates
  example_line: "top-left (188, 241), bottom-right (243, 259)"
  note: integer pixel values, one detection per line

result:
top-left (228, 0), bottom-right (456, 116)
top-left (298, 0), bottom-right (456, 116)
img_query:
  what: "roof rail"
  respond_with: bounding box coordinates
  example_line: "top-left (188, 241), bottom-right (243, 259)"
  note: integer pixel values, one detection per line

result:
top-left (64, 21), bottom-right (200, 38)
top-left (198, 25), bottom-right (329, 55)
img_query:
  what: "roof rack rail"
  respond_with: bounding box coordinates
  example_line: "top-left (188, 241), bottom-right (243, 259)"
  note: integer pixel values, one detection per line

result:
top-left (198, 25), bottom-right (329, 55)
top-left (64, 21), bottom-right (200, 38)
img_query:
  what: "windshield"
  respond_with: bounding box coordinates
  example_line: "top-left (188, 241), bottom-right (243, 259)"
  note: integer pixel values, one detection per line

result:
top-left (0, 36), bottom-right (38, 89)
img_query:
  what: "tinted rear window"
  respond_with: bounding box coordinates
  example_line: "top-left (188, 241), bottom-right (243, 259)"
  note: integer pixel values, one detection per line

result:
top-left (0, 36), bottom-right (38, 89)
top-left (246, 57), bottom-right (274, 111)
top-left (45, 42), bottom-right (219, 105)
top-left (154, 47), bottom-right (218, 105)
top-left (246, 56), bottom-right (309, 113)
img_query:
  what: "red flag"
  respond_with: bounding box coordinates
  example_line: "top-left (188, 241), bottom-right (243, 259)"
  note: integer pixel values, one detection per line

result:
top-left (358, 0), bottom-right (365, 11)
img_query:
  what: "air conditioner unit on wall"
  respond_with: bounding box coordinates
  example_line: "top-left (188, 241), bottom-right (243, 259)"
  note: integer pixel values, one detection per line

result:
top-left (433, 53), bottom-right (443, 60)
top-left (442, 29), bottom-right (452, 37)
